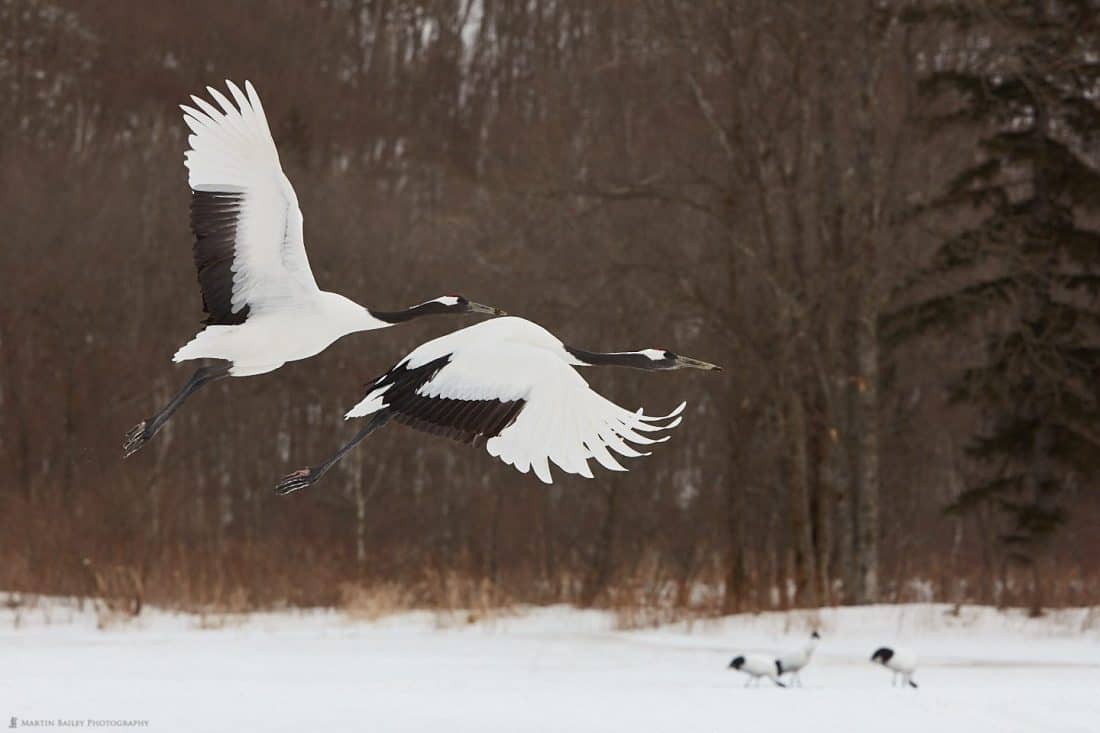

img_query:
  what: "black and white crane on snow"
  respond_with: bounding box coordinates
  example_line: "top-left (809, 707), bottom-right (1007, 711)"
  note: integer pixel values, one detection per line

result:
top-left (274, 316), bottom-right (720, 493)
top-left (728, 654), bottom-right (786, 688)
top-left (123, 80), bottom-right (500, 458)
top-left (776, 630), bottom-right (821, 687)
top-left (871, 646), bottom-right (919, 688)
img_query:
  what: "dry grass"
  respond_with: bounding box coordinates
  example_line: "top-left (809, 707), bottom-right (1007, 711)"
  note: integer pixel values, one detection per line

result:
top-left (337, 573), bottom-right (517, 628)
top-left (339, 582), bottom-right (419, 622)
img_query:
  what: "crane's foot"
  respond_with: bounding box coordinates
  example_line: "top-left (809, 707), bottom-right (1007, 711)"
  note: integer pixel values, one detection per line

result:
top-left (275, 467), bottom-right (316, 496)
top-left (123, 421), bottom-right (152, 458)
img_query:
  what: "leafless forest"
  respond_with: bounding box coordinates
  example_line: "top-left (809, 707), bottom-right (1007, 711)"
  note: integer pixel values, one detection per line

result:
top-left (2, 0), bottom-right (1098, 619)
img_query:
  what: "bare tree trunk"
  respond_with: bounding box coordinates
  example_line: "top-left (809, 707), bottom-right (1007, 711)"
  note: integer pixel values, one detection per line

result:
top-left (852, 318), bottom-right (881, 603)
top-left (723, 477), bottom-right (749, 614)
top-left (1023, 65), bottom-right (1057, 619)
top-left (812, 0), bottom-right (859, 606)
top-left (766, 508), bottom-right (781, 609)
top-left (538, 488), bottom-right (559, 601)
top-left (487, 481), bottom-right (504, 594)
top-left (353, 461), bottom-right (368, 571)
top-left (582, 483), bottom-right (619, 607)
top-left (850, 0), bottom-right (881, 604)
top-left (0, 319), bottom-right (34, 502)
top-left (787, 391), bottom-right (818, 607)
top-left (807, 389), bottom-right (835, 605)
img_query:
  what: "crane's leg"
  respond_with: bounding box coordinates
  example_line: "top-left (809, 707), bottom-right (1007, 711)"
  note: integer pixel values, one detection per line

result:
top-left (772, 677), bottom-right (786, 688)
top-left (123, 363), bottom-right (231, 458)
top-left (275, 411), bottom-right (392, 495)
top-left (744, 677), bottom-right (751, 688)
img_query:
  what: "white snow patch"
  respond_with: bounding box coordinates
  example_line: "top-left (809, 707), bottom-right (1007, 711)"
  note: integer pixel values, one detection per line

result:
top-left (2, 597), bottom-right (1099, 732)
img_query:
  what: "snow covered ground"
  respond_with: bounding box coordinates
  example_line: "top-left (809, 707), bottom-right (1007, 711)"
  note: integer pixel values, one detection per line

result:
top-left (2, 598), bottom-right (1099, 732)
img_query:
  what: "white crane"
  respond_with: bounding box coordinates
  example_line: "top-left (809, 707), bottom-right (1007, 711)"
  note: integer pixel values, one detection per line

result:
top-left (274, 316), bottom-right (720, 493)
top-left (123, 80), bottom-right (500, 458)
top-left (871, 646), bottom-right (919, 688)
top-left (728, 654), bottom-right (786, 688)
top-left (776, 630), bottom-right (820, 687)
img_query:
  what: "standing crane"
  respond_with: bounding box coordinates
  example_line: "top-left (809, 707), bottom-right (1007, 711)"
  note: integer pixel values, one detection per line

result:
top-left (871, 646), bottom-right (919, 688)
top-left (776, 631), bottom-right (821, 687)
top-left (728, 654), bottom-right (786, 688)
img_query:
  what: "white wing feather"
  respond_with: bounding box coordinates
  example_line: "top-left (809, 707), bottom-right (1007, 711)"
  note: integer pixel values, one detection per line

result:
top-left (486, 366), bottom-right (684, 484)
top-left (181, 80), bottom-right (319, 313)
top-left (346, 338), bottom-right (684, 484)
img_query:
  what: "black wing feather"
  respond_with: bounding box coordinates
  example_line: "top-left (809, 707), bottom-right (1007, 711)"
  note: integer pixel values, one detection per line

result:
top-left (191, 190), bottom-right (249, 325)
top-left (365, 355), bottom-right (526, 445)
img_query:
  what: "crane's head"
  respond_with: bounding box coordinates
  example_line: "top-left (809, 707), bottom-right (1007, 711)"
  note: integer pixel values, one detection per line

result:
top-left (871, 647), bottom-right (894, 665)
top-left (372, 296), bottom-right (506, 324)
top-left (565, 347), bottom-right (722, 371)
top-left (429, 295), bottom-right (506, 316)
top-left (811, 631), bottom-right (821, 640)
top-left (728, 656), bottom-right (746, 670)
top-left (639, 349), bottom-right (722, 371)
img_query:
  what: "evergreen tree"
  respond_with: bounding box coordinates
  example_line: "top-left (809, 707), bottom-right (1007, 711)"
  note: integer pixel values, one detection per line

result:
top-left (892, 0), bottom-right (1100, 584)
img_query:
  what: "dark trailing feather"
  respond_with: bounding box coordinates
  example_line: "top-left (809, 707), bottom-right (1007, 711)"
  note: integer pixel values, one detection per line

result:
top-left (365, 355), bottom-right (526, 445)
top-left (191, 190), bottom-right (249, 325)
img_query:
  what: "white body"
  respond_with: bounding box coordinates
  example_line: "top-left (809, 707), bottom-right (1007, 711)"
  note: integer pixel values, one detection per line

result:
top-left (731, 653), bottom-right (783, 687)
top-left (346, 317), bottom-right (685, 483)
top-left (877, 647), bottom-right (918, 687)
top-left (175, 293), bottom-right (382, 376)
top-left (171, 81), bottom-right (389, 376)
top-left (777, 634), bottom-right (819, 686)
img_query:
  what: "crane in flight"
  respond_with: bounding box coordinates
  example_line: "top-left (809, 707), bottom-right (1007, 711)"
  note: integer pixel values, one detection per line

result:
top-left (124, 81), bottom-right (501, 458)
top-left (275, 316), bottom-right (720, 493)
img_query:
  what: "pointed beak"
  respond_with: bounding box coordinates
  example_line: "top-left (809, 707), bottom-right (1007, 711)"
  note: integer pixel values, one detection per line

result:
top-left (467, 301), bottom-right (506, 316)
top-left (675, 355), bottom-right (722, 371)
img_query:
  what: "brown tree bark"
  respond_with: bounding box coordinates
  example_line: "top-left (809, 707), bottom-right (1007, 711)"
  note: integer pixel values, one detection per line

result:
top-left (850, 0), bottom-right (883, 604)
top-left (582, 483), bottom-right (619, 607)
top-left (786, 390), bottom-right (819, 607)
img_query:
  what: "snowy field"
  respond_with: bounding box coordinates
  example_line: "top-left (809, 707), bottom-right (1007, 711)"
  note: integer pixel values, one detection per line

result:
top-left (3, 598), bottom-right (1100, 732)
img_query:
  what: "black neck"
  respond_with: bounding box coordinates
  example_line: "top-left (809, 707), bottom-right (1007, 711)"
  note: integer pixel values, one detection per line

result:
top-left (369, 301), bottom-right (452, 324)
top-left (566, 346), bottom-right (658, 370)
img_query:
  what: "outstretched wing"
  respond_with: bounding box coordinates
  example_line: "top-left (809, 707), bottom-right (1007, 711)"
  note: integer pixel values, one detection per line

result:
top-left (181, 80), bottom-right (319, 325)
top-left (346, 341), bottom-right (685, 483)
